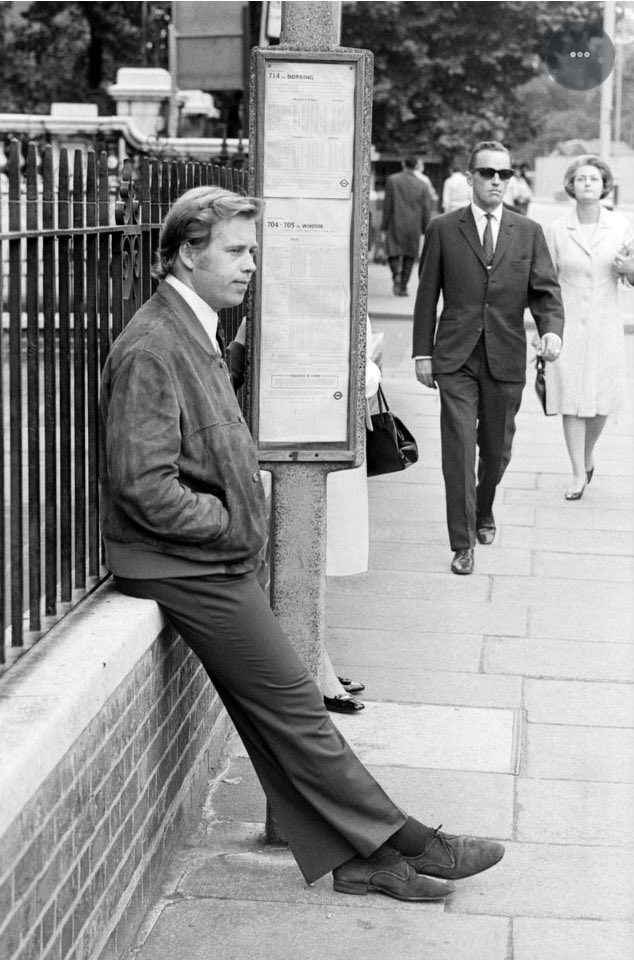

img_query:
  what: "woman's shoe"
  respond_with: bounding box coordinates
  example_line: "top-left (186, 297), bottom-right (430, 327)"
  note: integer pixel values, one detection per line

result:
top-left (324, 694), bottom-right (365, 714)
top-left (337, 676), bottom-right (365, 694)
top-left (565, 483), bottom-right (586, 501)
top-left (586, 467), bottom-right (595, 484)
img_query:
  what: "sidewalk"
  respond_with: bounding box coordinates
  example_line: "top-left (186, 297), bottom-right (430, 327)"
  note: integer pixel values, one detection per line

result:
top-left (124, 268), bottom-right (634, 960)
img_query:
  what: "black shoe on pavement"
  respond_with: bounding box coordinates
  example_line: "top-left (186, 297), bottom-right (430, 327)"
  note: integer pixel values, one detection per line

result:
top-left (451, 548), bottom-right (474, 575)
top-left (404, 826), bottom-right (505, 880)
top-left (324, 694), bottom-right (364, 713)
top-left (333, 844), bottom-right (455, 901)
top-left (337, 676), bottom-right (365, 694)
top-left (476, 516), bottom-right (496, 545)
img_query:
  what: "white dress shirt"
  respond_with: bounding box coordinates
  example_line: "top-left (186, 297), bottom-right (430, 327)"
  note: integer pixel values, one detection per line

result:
top-left (166, 274), bottom-right (220, 352)
top-left (471, 202), bottom-right (504, 251)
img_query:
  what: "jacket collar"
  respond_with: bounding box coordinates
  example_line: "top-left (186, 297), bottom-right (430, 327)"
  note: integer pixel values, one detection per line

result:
top-left (564, 206), bottom-right (611, 254)
top-left (155, 280), bottom-right (226, 358)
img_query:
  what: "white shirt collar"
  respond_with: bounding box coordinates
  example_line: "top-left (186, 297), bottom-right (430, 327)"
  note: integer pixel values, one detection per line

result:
top-left (165, 274), bottom-right (220, 352)
top-left (471, 202), bottom-right (504, 223)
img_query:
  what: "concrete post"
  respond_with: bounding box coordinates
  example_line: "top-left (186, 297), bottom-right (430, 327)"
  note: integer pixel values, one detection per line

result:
top-left (279, 0), bottom-right (342, 49)
top-left (256, 0), bottom-right (371, 846)
top-left (599, 1), bottom-right (616, 161)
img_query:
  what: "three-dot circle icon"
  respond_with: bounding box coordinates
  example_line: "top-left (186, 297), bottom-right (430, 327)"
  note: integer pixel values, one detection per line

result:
top-left (546, 22), bottom-right (615, 90)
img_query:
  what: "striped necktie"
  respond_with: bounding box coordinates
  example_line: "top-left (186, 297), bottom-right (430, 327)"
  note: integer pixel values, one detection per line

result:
top-left (482, 213), bottom-right (494, 265)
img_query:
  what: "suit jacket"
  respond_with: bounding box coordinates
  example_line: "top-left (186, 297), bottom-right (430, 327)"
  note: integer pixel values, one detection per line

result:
top-left (413, 206), bottom-right (564, 382)
top-left (382, 169), bottom-right (432, 259)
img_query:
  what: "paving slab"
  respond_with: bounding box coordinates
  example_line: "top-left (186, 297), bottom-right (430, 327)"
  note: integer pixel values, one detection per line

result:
top-left (537, 471), bottom-right (634, 494)
top-left (368, 540), bottom-right (533, 576)
top-left (524, 678), bottom-right (634, 726)
top-left (364, 766), bottom-right (515, 841)
top-left (524, 723), bottom-right (634, 782)
top-left (491, 575), bottom-right (630, 607)
top-left (537, 505), bottom-right (634, 531)
top-left (369, 517), bottom-right (457, 542)
top-left (327, 568), bottom-right (489, 601)
top-left (532, 549), bottom-right (634, 582)
top-left (327, 627), bottom-right (484, 673)
top-left (483, 637), bottom-right (634, 682)
top-left (205, 756), bottom-right (265, 823)
top-left (504, 486), bottom-right (634, 513)
top-left (513, 918), bottom-right (634, 960)
top-left (326, 701), bottom-right (521, 775)
top-left (501, 523), bottom-right (634, 556)
top-left (133, 899), bottom-right (511, 960)
top-left (206, 757), bottom-right (515, 841)
top-left (448, 841), bottom-right (634, 920)
top-left (327, 594), bottom-right (529, 637)
top-left (368, 485), bottom-right (536, 530)
top-left (516, 778), bottom-right (634, 844)
top-left (332, 666), bottom-right (522, 708)
top-left (527, 600), bottom-right (633, 643)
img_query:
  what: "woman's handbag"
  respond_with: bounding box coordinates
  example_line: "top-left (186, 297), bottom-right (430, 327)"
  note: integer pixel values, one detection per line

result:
top-left (366, 385), bottom-right (419, 477)
top-left (534, 355), bottom-right (556, 416)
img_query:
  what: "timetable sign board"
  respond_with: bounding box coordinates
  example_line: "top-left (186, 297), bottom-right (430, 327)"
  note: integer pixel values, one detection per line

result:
top-left (250, 49), bottom-right (369, 461)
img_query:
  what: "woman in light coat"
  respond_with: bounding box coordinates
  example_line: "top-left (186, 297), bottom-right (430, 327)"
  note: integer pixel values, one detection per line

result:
top-left (544, 156), bottom-right (634, 499)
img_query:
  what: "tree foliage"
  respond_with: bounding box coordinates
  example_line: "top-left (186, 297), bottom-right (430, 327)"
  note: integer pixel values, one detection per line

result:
top-left (0, 1), bottom-right (170, 114)
top-left (341, 0), bottom-right (601, 159)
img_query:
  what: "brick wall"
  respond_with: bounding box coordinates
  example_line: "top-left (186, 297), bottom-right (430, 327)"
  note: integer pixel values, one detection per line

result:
top-left (0, 617), bottom-right (231, 960)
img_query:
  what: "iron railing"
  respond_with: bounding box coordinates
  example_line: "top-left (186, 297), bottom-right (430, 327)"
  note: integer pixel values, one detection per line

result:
top-left (0, 138), bottom-right (249, 669)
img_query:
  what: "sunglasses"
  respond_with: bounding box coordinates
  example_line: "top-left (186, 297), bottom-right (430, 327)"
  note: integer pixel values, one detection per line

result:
top-left (473, 167), bottom-right (514, 181)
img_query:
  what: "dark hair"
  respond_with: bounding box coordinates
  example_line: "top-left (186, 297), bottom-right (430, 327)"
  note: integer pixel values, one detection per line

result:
top-left (563, 155), bottom-right (613, 200)
top-left (152, 186), bottom-right (263, 280)
top-left (467, 141), bottom-right (510, 171)
top-left (403, 154), bottom-right (419, 169)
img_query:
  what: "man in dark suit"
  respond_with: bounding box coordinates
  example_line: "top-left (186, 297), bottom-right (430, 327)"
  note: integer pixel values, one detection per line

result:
top-left (382, 155), bottom-right (433, 296)
top-left (413, 141), bottom-right (564, 575)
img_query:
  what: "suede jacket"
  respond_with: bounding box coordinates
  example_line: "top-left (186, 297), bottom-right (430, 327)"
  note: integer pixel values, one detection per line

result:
top-left (99, 282), bottom-right (268, 578)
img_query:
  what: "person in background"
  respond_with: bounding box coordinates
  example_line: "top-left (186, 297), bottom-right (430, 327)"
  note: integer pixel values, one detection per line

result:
top-left (415, 159), bottom-right (439, 214)
top-left (381, 154), bottom-right (433, 297)
top-left (505, 165), bottom-right (533, 216)
top-left (228, 317), bottom-right (375, 715)
top-left (324, 315), bottom-right (383, 713)
top-left (442, 163), bottom-right (472, 213)
top-left (100, 184), bottom-right (505, 899)
top-left (413, 141), bottom-right (564, 575)
top-left (543, 156), bottom-right (634, 500)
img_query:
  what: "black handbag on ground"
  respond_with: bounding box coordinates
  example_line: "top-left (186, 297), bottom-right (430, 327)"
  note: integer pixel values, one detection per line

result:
top-left (366, 385), bottom-right (419, 477)
top-left (534, 355), bottom-right (556, 416)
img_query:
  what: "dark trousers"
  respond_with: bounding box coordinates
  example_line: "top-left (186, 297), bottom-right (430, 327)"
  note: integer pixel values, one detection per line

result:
top-left (435, 337), bottom-right (524, 550)
top-left (115, 571), bottom-right (405, 884)
top-left (388, 255), bottom-right (415, 287)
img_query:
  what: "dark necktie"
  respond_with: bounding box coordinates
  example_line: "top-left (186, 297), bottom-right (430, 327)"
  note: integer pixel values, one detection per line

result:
top-left (482, 213), bottom-right (494, 265)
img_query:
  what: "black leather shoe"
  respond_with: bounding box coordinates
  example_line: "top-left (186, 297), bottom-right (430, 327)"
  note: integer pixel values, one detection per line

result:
top-left (333, 844), bottom-right (455, 901)
top-left (324, 694), bottom-right (364, 713)
top-left (586, 467), bottom-right (595, 484)
top-left (565, 484), bottom-right (585, 501)
top-left (451, 548), bottom-right (474, 575)
top-left (337, 676), bottom-right (365, 694)
top-left (404, 826), bottom-right (505, 880)
top-left (476, 516), bottom-right (496, 545)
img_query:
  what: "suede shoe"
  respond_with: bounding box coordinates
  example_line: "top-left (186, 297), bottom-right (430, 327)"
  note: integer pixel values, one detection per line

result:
top-left (404, 826), bottom-right (505, 880)
top-left (333, 844), bottom-right (455, 901)
top-left (451, 548), bottom-right (474, 575)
